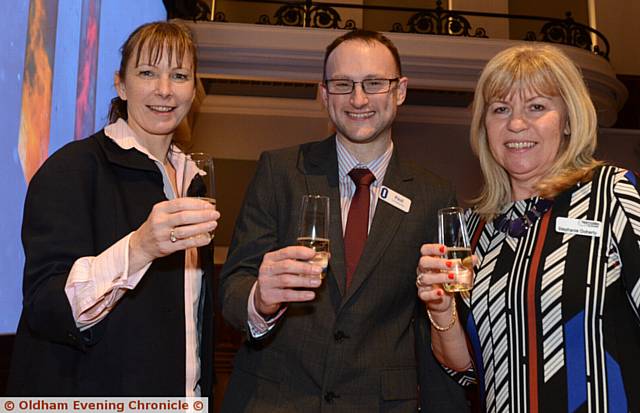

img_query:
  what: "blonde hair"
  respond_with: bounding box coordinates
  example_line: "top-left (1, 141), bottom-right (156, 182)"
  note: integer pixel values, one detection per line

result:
top-left (470, 44), bottom-right (601, 219)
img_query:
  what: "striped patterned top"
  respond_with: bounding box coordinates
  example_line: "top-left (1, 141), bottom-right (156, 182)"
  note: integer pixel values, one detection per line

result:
top-left (453, 166), bottom-right (640, 413)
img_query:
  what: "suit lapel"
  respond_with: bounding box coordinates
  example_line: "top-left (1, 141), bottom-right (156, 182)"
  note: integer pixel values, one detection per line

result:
top-left (341, 151), bottom-right (414, 304)
top-left (300, 136), bottom-right (347, 297)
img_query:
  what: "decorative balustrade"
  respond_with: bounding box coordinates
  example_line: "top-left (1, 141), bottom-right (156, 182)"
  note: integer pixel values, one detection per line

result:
top-left (166, 0), bottom-right (609, 59)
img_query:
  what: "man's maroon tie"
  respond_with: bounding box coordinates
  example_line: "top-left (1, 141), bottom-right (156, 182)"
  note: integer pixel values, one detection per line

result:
top-left (344, 168), bottom-right (375, 289)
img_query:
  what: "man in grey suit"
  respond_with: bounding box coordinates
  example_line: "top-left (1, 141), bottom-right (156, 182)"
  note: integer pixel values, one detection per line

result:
top-left (219, 30), bottom-right (469, 412)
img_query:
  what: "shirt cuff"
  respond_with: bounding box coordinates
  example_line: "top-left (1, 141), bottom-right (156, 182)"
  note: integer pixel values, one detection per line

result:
top-left (65, 232), bottom-right (153, 327)
top-left (442, 364), bottom-right (477, 386)
top-left (247, 281), bottom-right (287, 338)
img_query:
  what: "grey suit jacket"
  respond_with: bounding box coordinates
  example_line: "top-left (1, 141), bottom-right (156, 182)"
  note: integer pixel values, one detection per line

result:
top-left (219, 136), bottom-right (469, 412)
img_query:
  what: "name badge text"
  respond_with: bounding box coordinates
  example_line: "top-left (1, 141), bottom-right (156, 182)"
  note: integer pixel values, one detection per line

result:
top-left (555, 217), bottom-right (602, 237)
top-left (379, 186), bottom-right (411, 213)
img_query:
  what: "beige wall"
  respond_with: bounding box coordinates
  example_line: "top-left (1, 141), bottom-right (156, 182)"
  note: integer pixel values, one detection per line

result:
top-left (214, 0), bottom-right (364, 28)
top-left (362, 0), bottom-right (430, 33)
top-left (594, 0), bottom-right (640, 75)
top-left (213, 0), bottom-right (278, 24)
top-left (191, 112), bottom-right (331, 247)
top-left (505, 0), bottom-right (640, 75)
top-left (193, 112), bottom-right (331, 160)
top-left (361, 0), bottom-right (509, 38)
top-left (326, 0), bottom-right (365, 29)
top-left (453, 0), bottom-right (510, 39)
top-left (508, 0), bottom-right (589, 42)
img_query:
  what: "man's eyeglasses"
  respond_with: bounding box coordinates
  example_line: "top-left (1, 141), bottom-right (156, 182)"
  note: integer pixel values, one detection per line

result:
top-left (324, 78), bottom-right (400, 95)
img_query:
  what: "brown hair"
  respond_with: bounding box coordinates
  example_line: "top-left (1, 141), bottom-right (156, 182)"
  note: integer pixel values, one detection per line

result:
top-left (469, 44), bottom-right (601, 219)
top-left (108, 21), bottom-right (197, 123)
top-left (322, 30), bottom-right (402, 80)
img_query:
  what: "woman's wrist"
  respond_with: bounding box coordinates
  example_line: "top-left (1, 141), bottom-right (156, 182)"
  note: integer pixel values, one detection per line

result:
top-left (427, 298), bottom-right (457, 332)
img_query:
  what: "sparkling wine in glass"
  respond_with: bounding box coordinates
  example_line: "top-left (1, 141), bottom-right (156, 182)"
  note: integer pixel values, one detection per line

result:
top-left (297, 195), bottom-right (330, 279)
top-left (438, 207), bottom-right (474, 292)
top-left (183, 152), bottom-right (216, 239)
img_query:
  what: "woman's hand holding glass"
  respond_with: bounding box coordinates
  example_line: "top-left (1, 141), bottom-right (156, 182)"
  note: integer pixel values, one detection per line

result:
top-left (128, 198), bottom-right (219, 271)
top-left (416, 244), bottom-right (459, 313)
top-left (417, 244), bottom-right (478, 306)
top-left (417, 243), bottom-right (476, 370)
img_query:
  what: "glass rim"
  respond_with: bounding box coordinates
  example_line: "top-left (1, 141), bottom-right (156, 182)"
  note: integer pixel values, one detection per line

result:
top-left (187, 151), bottom-right (213, 161)
top-left (438, 206), bottom-right (464, 214)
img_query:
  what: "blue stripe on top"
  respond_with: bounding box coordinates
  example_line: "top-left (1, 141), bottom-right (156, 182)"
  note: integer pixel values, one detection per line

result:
top-left (624, 170), bottom-right (637, 187)
top-left (565, 311), bottom-right (587, 413)
top-left (605, 352), bottom-right (628, 413)
top-left (466, 312), bottom-right (486, 411)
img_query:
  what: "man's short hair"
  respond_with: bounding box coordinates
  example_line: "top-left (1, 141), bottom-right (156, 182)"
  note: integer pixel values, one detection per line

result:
top-left (322, 30), bottom-right (402, 80)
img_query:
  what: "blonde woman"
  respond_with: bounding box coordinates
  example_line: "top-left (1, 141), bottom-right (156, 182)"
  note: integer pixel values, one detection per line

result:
top-left (417, 44), bottom-right (640, 412)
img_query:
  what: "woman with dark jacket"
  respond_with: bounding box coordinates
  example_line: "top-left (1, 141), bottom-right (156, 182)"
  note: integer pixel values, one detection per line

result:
top-left (8, 21), bottom-right (219, 397)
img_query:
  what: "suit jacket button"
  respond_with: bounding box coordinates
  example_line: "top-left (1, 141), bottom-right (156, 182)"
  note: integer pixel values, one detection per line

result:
top-left (324, 391), bottom-right (339, 403)
top-left (333, 330), bottom-right (348, 342)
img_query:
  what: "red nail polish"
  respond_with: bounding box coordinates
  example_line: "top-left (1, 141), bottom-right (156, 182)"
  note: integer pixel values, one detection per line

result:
top-left (448, 273), bottom-right (455, 280)
top-left (446, 261), bottom-right (452, 268)
top-left (439, 245), bottom-right (445, 254)
top-left (437, 290), bottom-right (443, 296)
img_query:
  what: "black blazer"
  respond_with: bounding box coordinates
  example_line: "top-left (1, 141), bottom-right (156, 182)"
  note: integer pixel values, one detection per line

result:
top-left (7, 130), bottom-right (214, 396)
top-left (219, 136), bottom-right (469, 412)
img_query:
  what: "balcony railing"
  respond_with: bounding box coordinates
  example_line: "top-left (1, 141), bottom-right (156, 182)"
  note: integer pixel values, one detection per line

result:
top-left (167, 0), bottom-right (610, 60)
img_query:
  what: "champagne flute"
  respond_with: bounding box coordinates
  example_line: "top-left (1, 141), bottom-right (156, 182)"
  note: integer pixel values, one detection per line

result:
top-left (297, 195), bottom-right (330, 279)
top-left (183, 152), bottom-right (216, 239)
top-left (438, 207), bottom-right (474, 292)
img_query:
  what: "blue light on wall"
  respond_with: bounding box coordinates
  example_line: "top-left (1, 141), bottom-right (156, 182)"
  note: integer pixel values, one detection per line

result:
top-left (1, 0), bottom-right (166, 335)
top-left (0, 2), bottom-right (30, 336)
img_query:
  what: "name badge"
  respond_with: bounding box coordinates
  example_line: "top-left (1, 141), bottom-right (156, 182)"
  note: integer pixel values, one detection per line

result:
top-left (555, 217), bottom-right (602, 237)
top-left (379, 186), bottom-right (411, 213)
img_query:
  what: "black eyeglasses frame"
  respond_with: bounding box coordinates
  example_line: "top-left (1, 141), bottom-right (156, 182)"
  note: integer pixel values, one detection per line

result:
top-left (323, 78), bottom-right (400, 95)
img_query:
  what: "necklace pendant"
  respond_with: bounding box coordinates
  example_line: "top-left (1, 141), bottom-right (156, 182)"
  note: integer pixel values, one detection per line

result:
top-left (493, 198), bottom-right (554, 238)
